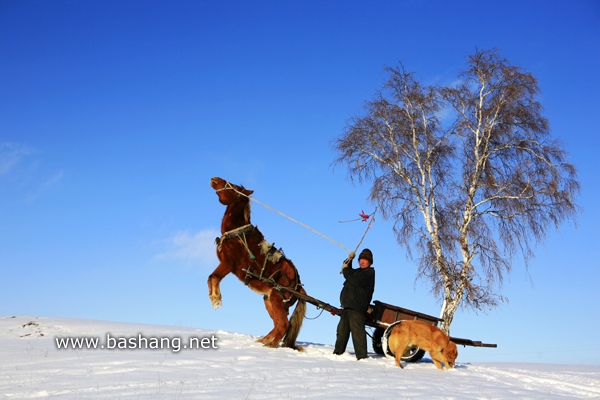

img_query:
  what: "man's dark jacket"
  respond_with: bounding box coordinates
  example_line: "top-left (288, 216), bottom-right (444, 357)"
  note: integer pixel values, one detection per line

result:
top-left (339, 260), bottom-right (375, 315)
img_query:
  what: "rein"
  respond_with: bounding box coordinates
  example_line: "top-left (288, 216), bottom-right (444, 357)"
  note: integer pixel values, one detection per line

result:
top-left (216, 179), bottom-right (377, 278)
top-left (216, 180), bottom-right (371, 255)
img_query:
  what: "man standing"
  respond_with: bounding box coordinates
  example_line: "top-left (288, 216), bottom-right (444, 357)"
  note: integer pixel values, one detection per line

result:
top-left (333, 248), bottom-right (375, 360)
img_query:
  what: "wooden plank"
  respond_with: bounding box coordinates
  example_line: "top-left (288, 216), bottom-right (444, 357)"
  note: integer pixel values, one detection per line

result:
top-left (242, 269), bottom-right (342, 315)
top-left (372, 300), bottom-right (443, 324)
top-left (450, 336), bottom-right (498, 348)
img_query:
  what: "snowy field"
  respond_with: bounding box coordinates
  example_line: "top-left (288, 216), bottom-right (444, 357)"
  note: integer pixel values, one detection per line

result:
top-left (1, 316), bottom-right (599, 399)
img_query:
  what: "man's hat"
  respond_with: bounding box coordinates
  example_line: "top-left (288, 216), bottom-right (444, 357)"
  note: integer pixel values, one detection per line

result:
top-left (358, 248), bottom-right (373, 265)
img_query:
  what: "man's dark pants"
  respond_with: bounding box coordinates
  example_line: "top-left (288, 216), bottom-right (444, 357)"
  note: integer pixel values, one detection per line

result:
top-left (333, 309), bottom-right (368, 359)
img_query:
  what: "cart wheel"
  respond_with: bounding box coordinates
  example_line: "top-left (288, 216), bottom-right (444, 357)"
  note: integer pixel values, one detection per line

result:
top-left (372, 328), bottom-right (385, 355)
top-left (386, 343), bottom-right (426, 362)
top-left (400, 346), bottom-right (425, 363)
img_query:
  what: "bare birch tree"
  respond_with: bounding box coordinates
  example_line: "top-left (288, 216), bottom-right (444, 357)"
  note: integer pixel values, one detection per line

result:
top-left (332, 49), bottom-right (579, 333)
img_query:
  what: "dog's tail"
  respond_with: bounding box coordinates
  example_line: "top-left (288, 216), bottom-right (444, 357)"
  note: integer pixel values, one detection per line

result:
top-left (282, 287), bottom-right (306, 351)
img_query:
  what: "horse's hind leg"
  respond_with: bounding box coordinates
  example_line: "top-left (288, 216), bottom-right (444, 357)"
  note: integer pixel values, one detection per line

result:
top-left (257, 291), bottom-right (290, 348)
top-left (256, 294), bottom-right (278, 345)
top-left (207, 262), bottom-right (232, 310)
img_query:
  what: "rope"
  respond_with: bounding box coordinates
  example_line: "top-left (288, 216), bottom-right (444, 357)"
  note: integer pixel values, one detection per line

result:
top-left (219, 180), bottom-right (378, 277)
top-left (339, 217), bottom-right (364, 223)
top-left (339, 210), bottom-right (372, 223)
top-left (303, 307), bottom-right (326, 320)
top-left (239, 230), bottom-right (256, 260)
top-left (224, 182), bottom-right (353, 253)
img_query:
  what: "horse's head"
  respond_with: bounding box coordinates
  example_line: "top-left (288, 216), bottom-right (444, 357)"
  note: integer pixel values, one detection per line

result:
top-left (210, 177), bottom-right (254, 205)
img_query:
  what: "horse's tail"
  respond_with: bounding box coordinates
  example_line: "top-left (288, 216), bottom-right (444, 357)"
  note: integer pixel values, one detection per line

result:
top-left (282, 287), bottom-right (306, 351)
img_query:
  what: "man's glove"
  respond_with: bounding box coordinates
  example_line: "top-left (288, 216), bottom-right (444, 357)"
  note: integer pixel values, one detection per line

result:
top-left (346, 251), bottom-right (356, 262)
top-left (340, 251), bottom-right (356, 273)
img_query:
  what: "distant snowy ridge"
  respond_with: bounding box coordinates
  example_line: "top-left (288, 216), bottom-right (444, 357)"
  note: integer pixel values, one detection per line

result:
top-left (1, 316), bottom-right (599, 399)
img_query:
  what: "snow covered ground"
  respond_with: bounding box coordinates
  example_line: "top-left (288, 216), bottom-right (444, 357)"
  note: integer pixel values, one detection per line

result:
top-left (1, 316), bottom-right (599, 399)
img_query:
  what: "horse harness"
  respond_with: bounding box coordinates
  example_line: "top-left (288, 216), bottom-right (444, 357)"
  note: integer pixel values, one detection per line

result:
top-left (215, 224), bottom-right (254, 253)
top-left (215, 224), bottom-right (303, 309)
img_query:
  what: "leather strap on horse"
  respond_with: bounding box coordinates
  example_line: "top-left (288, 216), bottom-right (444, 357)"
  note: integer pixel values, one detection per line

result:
top-left (216, 224), bottom-right (255, 257)
top-left (239, 229), bottom-right (255, 260)
top-left (247, 266), bottom-right (302, 308)
top-left (234, 238), bottom-right (302, 306)
top-left (260, 258), bottom-right (303, 305)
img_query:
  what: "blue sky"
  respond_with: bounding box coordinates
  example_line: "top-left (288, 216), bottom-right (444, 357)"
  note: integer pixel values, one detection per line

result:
top-left (1, 0), bottom-right (599, 365)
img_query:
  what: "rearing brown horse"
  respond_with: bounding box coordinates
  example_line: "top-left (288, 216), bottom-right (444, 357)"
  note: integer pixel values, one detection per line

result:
top-left (208, 177), bottom-right (307, 349)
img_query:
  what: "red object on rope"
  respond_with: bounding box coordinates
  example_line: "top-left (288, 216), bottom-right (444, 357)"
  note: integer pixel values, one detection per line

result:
top-left (359, 210), bottom-right (370, 222)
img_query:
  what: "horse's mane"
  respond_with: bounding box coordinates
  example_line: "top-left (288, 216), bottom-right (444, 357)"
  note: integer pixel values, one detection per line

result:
top-left (239, 185), bottom-right (251, 224)
top-left (244, 197), bottom-right (251, 224)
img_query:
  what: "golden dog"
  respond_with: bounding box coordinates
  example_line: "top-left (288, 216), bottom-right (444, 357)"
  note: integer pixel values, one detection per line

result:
top-left (387, 320), bottom-right (458, 370)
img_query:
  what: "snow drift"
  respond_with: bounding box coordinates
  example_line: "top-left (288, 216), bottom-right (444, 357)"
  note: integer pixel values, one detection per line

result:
top-left (1, 316), bottom-right (598, 399)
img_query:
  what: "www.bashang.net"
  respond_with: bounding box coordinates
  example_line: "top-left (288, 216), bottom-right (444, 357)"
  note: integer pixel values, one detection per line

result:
top-left (55, 334), bottom-right (218, 353)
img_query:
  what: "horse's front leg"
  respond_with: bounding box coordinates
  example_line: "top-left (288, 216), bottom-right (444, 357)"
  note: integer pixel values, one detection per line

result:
top-left (208, 262), bottom-right (232, 310)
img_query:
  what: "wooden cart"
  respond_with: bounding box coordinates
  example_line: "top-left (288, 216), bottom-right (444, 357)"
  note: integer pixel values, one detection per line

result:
top-left (243, 269), bottom-right (497, 362)
top-left (366, 300), bottom-right (497, 362)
